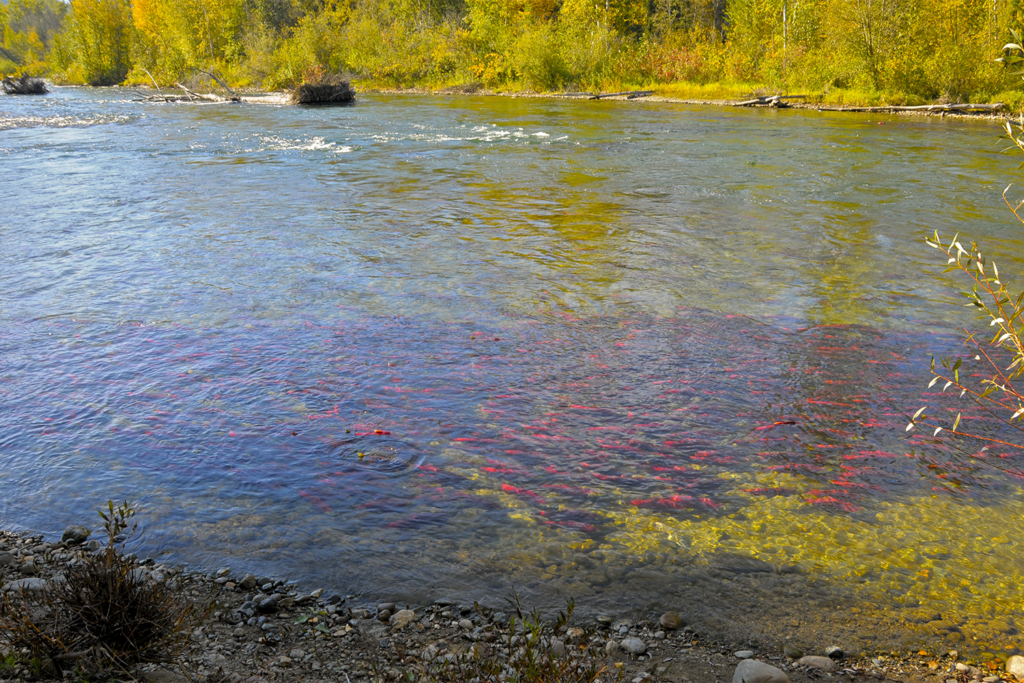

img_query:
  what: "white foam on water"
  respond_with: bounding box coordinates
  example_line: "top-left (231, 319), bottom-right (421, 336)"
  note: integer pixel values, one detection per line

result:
top-left (0, 114), bottom-right (132, 130)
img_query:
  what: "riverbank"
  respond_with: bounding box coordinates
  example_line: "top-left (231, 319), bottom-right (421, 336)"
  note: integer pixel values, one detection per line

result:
top-left (1, 526), bottom-right (1013, 683)
top-left (354, 85), bottom-right (1015, 123)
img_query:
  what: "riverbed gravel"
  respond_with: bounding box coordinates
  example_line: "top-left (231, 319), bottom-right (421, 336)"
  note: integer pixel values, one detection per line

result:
top-left (0, 527), bottom-right (1020, 683)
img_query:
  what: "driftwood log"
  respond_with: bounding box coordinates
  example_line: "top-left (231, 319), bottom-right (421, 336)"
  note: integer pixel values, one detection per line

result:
top-left (589, 90), bottom-right (654, 100)
top-left (2, 76), bottom-right (48, 95)
top-left (832, 102), bottom-right (1004, 113)
top-left (734, 95), bottom-right (807, 108)
top-left (292, 78), bottom-right (355, 105)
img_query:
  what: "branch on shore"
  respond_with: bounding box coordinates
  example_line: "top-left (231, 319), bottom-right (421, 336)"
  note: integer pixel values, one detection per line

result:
top-left (829, 102), bottom-right (1004, 113)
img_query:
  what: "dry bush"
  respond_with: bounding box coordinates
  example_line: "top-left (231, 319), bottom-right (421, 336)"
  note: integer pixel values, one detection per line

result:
top-left (1, 76), bottom-right (48, 94)
top-left (292, 67), bottom-right (355, 104)
top-left (0, 501), bottom-right (199, 679)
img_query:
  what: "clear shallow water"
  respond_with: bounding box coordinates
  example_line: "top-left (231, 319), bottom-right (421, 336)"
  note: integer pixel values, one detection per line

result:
top-left (1, 88), bottom-right (1023, 654)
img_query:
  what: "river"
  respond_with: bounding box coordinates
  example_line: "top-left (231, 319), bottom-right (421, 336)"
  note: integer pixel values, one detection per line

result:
top-left (1, 88), bottom-right (1022, 657)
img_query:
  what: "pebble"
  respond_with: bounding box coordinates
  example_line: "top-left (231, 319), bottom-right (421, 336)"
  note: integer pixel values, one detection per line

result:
top-left (654, 630), bottom-right (666, 640)
top-left (390, 609), bottom-right (416, 629)
top-left (0, 551), bottom-right (16, 567)
top-left (982, 677), bottom-right (1001, 683)
top-left (239, 574), bottom-right (257, 590)
top-left (796, 656), bottom-right (837, 672)
top-left (605, 640), bottom-right (620, 655)
top-left (288, 648), bottom-right (304, 660)
top-left (458, 618), bottom-right (473, 630)
top-left (206, 653), bottom-right (228, 667)
top-left (733, 659), bottom-right (791, 683)
top-left (620, 637), bottom-right (647, 655)
top-left (783, 644), bottom-right (803, 659)
top-left (378, 602), bottom-right (396, 613)
top-left (735, 650), bottom-right (754, 659)
top-left (550, 638), bottom-right (565, 656)
top-left (276, 655), bottom-right (293, 668)
top-left (825, 645), bottom-right (844, 660)
top-left (659, 611), bottom-right (684, 630)
top-left (1007, 655), bottom-right (1024, 679)
top-left (84, 539), bottom-right (100, 551)
top-left (61, 525), bottom-right (90, 544)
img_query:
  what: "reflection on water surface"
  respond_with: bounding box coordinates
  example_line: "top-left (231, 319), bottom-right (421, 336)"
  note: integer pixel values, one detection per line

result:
top-left (0, 89), bottom-right (1021, 654)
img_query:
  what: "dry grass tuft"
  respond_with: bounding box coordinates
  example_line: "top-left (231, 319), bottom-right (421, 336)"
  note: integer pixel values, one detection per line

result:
top-left (0, 501), bottom-right (199, 679)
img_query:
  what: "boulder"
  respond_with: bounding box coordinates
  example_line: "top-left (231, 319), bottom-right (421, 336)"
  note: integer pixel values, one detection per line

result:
top-left (797, 656), bottom-right (837, 672)
top-left (733, 659), bottom-right (790, 683)
top-left (620, 637), bottom-right (647, 655)
top-left (61, 525), bottom-right (90, 544)
top-left (3, 577), bottom-right (47, 592)
top-left (389, 609), bottom-right (416, 629)
top-left (1006, 655), bottom-right (1024, 680)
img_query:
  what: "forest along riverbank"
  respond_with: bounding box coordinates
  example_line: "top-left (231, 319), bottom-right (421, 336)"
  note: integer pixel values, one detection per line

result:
top-left (1, 526), bottom-right (1019, 683)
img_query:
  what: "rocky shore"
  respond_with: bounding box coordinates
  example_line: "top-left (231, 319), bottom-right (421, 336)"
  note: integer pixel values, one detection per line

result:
top-left (2, 526), bottom-right (1021, 683)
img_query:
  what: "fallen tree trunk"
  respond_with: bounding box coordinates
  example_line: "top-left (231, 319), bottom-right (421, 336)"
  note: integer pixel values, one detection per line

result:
top-left (589, 90), bottom-right (654, 100)
top-left (734, 95), bottom-right (807, 108)
top-left (2, 76), bottom-right (48, 95)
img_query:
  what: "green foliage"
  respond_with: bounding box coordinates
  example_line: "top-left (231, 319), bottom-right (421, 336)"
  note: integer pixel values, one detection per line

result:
top-left (0, 0), bottom-right (66, 76)
top-left (18, 0), bottom-right (1024, 108)
top-left (910, 119), bottom-right (1024, 452)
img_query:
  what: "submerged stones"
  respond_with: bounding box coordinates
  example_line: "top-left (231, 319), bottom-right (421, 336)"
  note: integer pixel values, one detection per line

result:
top-left (733, 659), bottom-right (790, 683)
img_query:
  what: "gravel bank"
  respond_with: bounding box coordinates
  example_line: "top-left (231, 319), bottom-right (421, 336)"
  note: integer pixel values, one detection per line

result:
top-left (0, 527), bottom-right (1016, 683)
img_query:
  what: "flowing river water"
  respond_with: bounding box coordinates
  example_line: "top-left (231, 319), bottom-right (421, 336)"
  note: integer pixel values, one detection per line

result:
top-left (1, 88), bottom-right (1023, 657)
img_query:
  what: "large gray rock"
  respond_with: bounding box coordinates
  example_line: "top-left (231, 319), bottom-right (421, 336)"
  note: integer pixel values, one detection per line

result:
top-left (0, 551), bottom-right (16, 567)
top-left (3, 577), bottom-right (47, 592)
top-left (733, 659), bottom-right (791, 683)
top-left (620, 637), bottom-right (647, 655)
top-left (389, 609), bottom-right (416, 629)
top-left (797, 656), bottom-right (837, 672)
top-left (61, 525), bottom-right (90, 544)
top-left (1006, 655), bottom-right (1024, 679)
top-left (139, 668), bottom-right (190, 683)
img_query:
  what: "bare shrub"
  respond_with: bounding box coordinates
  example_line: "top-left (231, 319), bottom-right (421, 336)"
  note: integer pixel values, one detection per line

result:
top-left (0, 501), bottom-right (199, 679)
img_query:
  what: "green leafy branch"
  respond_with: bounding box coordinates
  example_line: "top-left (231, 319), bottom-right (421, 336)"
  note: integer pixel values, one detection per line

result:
top-left (907, 231), bottom-right (1024, 454)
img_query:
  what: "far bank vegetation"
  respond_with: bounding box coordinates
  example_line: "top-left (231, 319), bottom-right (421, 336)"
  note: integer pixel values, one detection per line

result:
top-left (3, 0), bottom-right (1024, 110)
